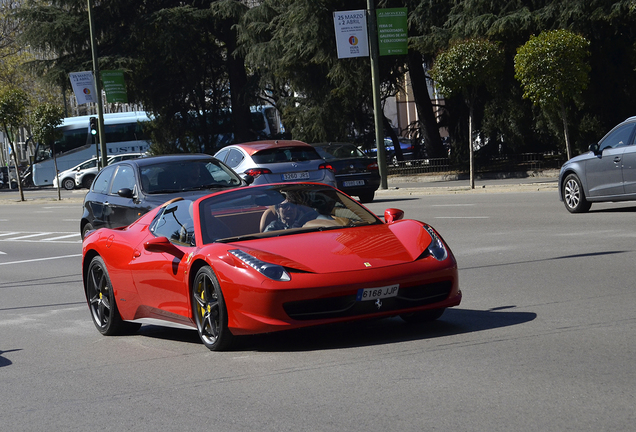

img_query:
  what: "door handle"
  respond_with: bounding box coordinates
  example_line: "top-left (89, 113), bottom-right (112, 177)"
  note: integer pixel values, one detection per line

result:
top-left (614, 157), bottom-right (622, 163)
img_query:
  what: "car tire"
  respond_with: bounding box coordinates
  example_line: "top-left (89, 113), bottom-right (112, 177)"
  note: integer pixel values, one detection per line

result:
top-left (82, 174), bottom-right (95, 189)
top-left (62, 177), bottom-right (75, 190)
top-left (85, 255), bottom-right (140, 335)
top-left (192, 266), bottom-right (234, 351)
top-left (358, 191), bottom-right (375, 203)
top-left (81, 223), bottom-right (94, 240)
top-left (563, 174), bottom-right (591, 213)
top-left (400, 308), bottom-right (446, 324)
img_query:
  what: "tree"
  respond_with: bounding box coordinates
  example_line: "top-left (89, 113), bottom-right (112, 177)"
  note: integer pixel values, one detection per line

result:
top-left (17, 1), bottom-right (256, 153)
top-left (430, 38), bottom-right (503, 188)
top-left (0, 87), bottom-right (29, 201)
top-left (514, 29), bottom-right (590, 160)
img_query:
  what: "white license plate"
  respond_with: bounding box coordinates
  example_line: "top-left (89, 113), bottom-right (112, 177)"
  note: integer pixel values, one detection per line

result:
top-left (356, 284), bottom-right (399, 301)
top-left (343, 180), bottom-right (365, 187)
top-left (282, 171), bottom-right (310, 181)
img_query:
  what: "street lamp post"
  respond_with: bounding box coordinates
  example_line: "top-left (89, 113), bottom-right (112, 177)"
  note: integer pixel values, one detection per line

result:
top-left (87, 0), bottom-right (108, 169)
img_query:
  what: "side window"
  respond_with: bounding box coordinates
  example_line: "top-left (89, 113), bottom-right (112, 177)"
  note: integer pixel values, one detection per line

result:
top-left (599, 124), bottom-right (635, 151)
top-left (151, 200), bottom-right (195, 246)
top-left (215, 148), bottom-right (229, 163)
top-left (91, 165), bottom-right (116, 194)
top-left (109, 165), bottom-right (136, 194)
top-left (207, 161), bottom-right (242, 185)
top-left (225, 148), bottom-right (244, 168)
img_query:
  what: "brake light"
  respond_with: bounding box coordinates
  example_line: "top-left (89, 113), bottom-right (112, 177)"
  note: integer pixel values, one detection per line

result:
top-left (319, 163), bottom-right (334, 172)
top-left (244, 168), bottom-right (272, 177)
top-left (367, 162), bottom-right (379, 171)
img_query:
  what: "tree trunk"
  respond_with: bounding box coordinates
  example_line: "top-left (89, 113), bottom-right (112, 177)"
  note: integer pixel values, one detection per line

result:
top-left (407, 50), bottom-right (444, 158)
top-left (560, 99), bottom-right (572, 160)
top-left (9, 144), bottom-right (24, 201)
top-left (383, 115), bottom-right (403, 163)
top-left (469, 103), bottom-right (475, 190)
top-left (221, 19), bottom-right (254, 146)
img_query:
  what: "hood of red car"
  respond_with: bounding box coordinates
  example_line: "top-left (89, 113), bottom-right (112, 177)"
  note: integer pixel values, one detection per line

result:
top-left (236, 220), bottom-right (433, 273)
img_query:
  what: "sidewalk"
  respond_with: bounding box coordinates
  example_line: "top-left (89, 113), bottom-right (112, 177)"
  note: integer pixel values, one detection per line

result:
top-left (378, 168), bottom-right (560, 197)
top-left (0, 169), bottom-right (560, 204)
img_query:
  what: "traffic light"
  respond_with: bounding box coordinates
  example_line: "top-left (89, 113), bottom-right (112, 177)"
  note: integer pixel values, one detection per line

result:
top-left (89, 117), bottom-right (98, 136)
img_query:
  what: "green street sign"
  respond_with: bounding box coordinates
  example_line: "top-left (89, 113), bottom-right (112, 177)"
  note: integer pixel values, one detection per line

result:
top-left (101, 70), bottom-right (128, 103)
top-left (376, 8), bottom-right (408, 56)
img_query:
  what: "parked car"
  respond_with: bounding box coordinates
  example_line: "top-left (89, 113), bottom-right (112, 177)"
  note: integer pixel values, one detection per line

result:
top-left (75, 152), bottom-right (146, 189)
top-left (365, 138), bottom-right (418, 165)
top-left (312, 142), bottom-right (380, 203)
top-left (81, 182), bottom-right (461, 351)
top-left (559, 116), bottom-right (636, 213)
top-left (80, 154), bottom-right (246, 239)
top-left (54, 157), bottom-right (98, 190)
top-left (214, 140), bottom-right (337, 188)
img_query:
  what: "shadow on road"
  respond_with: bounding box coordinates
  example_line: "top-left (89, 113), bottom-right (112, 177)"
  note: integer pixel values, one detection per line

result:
top-left (0, 349), bottom-right (22, 367)
top-left (136, 307), bottom-right (536, 352)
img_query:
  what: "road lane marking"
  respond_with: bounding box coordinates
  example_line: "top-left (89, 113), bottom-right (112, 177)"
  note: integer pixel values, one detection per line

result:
top-left (0, 231), bottom-right (82, 243)
top-left (43, 234), bottom-right (81, 241)
top-left (0, 254), bottom-right (82, 266)
top-left (6, 233), bottom-right (52, 240)
top-left (434, 216), bottom-right (490, 219)
top-left (431, 204), bottom-right (475, 207)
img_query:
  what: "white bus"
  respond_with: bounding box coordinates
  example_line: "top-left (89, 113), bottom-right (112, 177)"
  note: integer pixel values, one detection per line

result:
top-left (32, 111), bottom-right (151, 186)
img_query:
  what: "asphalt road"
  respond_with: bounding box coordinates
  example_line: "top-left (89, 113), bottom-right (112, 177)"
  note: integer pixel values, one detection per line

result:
top-left (1, 182), bottom-right (635, 431)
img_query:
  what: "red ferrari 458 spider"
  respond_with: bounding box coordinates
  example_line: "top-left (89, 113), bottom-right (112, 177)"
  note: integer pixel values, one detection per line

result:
top-left (82, 182), bottom-right (461, 351)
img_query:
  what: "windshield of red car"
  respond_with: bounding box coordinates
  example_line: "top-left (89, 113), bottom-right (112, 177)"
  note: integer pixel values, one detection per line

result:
top-left (198, 184), bottom-right (381, 244)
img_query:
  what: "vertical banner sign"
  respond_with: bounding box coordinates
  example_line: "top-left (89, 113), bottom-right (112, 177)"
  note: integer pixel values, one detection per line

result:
top-left (69, 71), bottom-right (97, 105)
top-left (376, 8), bottom-right (408, 56)
top-left (333, 10), bottom-right (369, 59)
top-left (101, 70), bottom-right (128, 103)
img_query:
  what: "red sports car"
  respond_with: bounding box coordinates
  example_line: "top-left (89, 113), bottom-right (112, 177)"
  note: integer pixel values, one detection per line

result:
top-left (82, 182), bottom-right (461, 351)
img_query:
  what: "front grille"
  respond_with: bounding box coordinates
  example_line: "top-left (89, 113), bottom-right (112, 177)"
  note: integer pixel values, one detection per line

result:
top-left (283, 280), bottom-right (452, 321)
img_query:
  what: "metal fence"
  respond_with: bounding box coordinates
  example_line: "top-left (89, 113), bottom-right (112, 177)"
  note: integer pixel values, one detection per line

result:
top-left (387, 153), bottom-right (565, 176)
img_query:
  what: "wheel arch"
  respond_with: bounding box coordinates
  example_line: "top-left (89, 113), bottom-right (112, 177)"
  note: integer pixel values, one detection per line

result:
top-left (82, 249), bottom-right (101, 295)
top-left (559, 167), bottom-right (583, 201)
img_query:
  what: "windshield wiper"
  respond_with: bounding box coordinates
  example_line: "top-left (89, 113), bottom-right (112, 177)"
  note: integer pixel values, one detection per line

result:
top-left (184, 183), bottom-right (235, 191)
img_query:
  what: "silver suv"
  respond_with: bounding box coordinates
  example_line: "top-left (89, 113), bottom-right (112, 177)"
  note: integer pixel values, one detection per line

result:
top-left (559, 116), bottom-right (636, 212)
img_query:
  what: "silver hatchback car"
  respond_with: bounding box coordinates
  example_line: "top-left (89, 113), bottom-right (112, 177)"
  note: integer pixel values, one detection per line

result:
top-left (559, 116), bottom-right (636, 212)
top-left (214, 140), bottom-right (337, 188)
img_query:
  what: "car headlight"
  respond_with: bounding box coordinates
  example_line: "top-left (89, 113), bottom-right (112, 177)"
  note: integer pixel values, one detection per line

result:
top-left (423, 225), bottom-right (448, 261)
top-left (229, 249), bottom-right (291, 281)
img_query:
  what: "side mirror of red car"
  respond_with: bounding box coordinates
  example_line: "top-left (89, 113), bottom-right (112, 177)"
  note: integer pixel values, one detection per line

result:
top-left (144, 237), bottom-right (184, 258)
top-left (384, 208), bottom-right (404, 224)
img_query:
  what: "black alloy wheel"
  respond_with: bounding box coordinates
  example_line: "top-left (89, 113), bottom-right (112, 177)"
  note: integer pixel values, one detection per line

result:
top-left (85, 255), bottom-right (139, 335)
top-left (192, 266), bottom-right (234, 351)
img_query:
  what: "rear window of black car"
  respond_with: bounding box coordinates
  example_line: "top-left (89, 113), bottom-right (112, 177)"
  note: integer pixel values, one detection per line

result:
top-left (251, 147), bottom-right (322, 164)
